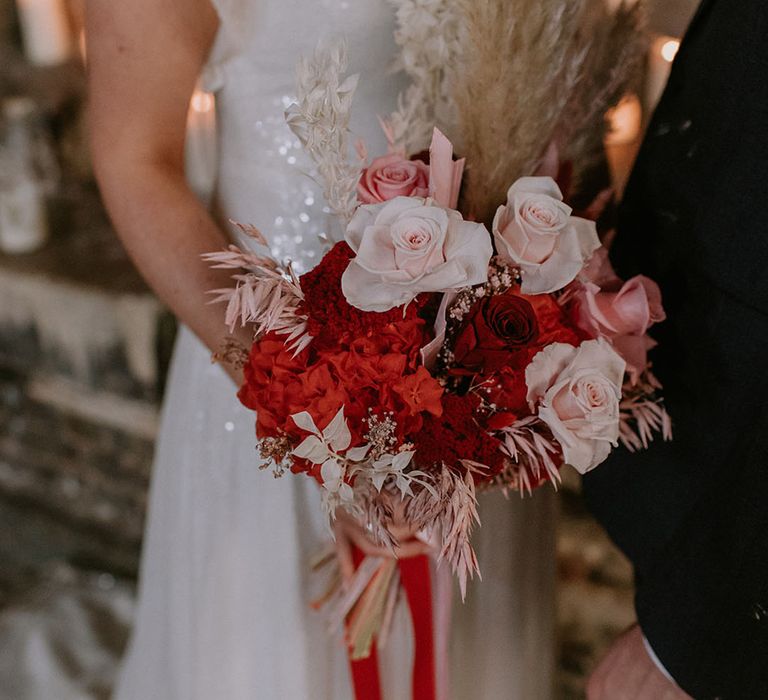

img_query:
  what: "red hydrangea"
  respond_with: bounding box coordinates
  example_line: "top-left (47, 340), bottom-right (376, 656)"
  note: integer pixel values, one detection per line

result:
top-left (411, 394), bottom-right (505, 479)
top-left (482, 367), bottom-right (531, 431)
top-left (299, 242), bottom-right (429, 351)
top-left (237, 334), bottom-right (315, 438)
top-left (523, 292), bottom-right (582, 349)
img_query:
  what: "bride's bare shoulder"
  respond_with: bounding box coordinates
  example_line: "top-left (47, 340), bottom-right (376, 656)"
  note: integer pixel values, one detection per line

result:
top-left (85, 0), bottom-right (219, 172)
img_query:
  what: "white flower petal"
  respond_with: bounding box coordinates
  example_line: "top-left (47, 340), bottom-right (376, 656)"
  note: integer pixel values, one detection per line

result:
top-left (339, 482), bottom-right (355, 502)
top-left (345, 205), bottom-right (378, 251)
top-left (572, 216), bottom-right (601, 262)
top-left (507, 176), bottom-right (563, 201)
top-left (293, 435), bottom-right (329, 464)
top-left (355, 224), bottom-right (399, 273)
top-left (563, 339), bottom-right (626, 390)
top-left (391, 450), bottom-right (415, 471)
top-left (346, 445), bottom-right (371, 462)
top-left (321, 458), bottom-right (343, 486)
top-left (291, 411), bottom-right (320, 435)
top-left (341, 261), bottom-right (418, 312)
top-left (372, 471), bottom-right (388, 492)
top-left (515, 224), bottom-right (585, 294)
top-left (526, 343), bottom-right (577, 404)
top-left (323, 407), bottom-right (352, 452)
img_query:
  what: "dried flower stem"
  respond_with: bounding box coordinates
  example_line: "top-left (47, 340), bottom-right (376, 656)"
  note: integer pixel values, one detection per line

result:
top-left (285, 42), bottom-right (361, 223)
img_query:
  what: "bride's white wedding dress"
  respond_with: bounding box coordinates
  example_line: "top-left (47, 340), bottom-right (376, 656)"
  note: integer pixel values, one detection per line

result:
top-left (114, 2), bottom-right (556, 698)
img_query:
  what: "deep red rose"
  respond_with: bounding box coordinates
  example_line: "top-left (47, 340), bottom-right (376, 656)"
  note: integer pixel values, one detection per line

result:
top-left (453, 292), bottom-right (539, 373)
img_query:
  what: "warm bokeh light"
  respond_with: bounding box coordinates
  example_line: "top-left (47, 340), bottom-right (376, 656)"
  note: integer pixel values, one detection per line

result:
top-left (191, 90), bottom-right (215, 114)
top-left (605, 93), bottom-right (643, 146)
top-left (661, 39), bottom-right (680, 63)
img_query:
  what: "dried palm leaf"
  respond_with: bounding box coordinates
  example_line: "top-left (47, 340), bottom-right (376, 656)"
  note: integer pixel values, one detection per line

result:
top-left (452, 0), bottom-right (589, 223)
top-left (559, 1), bottom-right (647, 189)
top-left (451, 0), bottom-right (647, 223)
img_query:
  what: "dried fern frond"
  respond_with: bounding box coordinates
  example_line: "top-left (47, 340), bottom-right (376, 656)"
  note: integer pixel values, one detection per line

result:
top-left (618, 369), bottom-right (672, 450)
top-left (620, 396), bottom-right (672, 451)
top-left (204, 248), bottom-right (311, 352)
top-left (285, 42), bottom-right (361, 223)
top-left (438, 469), bottom-right (481, 600)
top-left (497, 416), bottom-right (563, 494)
top-left (452, 0), bottom-right (590, 224)
top-left (404, 467), bottom-right (481, 600)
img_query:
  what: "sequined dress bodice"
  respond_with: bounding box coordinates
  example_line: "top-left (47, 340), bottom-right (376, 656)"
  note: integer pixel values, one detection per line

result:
top-left (203, 0), bottom-right (405, 273)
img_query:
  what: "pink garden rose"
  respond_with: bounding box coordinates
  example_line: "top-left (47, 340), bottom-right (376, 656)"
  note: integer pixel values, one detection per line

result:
top-left (575, 275), bottom-right (666, 381)
top-left (342, 196), bottom-right (492, 312)
top-left (493, 177), bottom-right (600, 295)
top-left (526, 339), bottom-right (626, 473)
top-left (581, 246), bottom-right (621, 288)
top-left (357, 153), bottom-right (430, 204)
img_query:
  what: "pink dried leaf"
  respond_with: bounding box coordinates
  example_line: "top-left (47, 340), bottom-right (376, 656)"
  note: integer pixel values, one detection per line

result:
top-left (231, 220), bottom-right (269, 247)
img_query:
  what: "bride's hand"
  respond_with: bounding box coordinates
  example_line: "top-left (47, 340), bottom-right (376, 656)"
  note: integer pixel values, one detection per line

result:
top-left (332, 507), bottom-right (434, 582)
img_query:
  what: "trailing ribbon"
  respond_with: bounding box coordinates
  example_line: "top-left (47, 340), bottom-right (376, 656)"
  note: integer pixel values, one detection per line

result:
top-left (347, 546), bottom-right (439, 700)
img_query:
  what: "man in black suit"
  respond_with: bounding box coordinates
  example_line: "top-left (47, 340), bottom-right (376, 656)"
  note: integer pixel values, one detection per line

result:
top-left (583, 1), bottom-right (768, 698)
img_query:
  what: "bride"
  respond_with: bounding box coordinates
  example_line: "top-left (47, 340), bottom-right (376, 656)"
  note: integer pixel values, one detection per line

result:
top-left (86, 1), bottom-right (556, 698)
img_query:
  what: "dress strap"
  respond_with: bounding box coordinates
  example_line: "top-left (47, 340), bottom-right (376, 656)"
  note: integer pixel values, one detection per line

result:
top-left (201, 0), bottom-right (258, 92)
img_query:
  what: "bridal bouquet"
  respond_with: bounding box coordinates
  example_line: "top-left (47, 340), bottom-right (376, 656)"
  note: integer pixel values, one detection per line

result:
top-left (205, 0), bottom-right (667, 677)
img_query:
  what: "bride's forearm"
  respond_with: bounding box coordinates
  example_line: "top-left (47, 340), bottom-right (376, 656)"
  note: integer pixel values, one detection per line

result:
top-left (85, 0), bottom-right (245, 381)
top-left (96, 157), bottom-right (251, 382)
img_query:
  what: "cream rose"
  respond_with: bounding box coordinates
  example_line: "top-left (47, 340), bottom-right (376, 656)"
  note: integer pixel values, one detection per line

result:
top-left (526, 339), bottom-right (626, 473)
top-left (357, 153), bottom-right (430, 204)
top-left (342, 196), bottom-right (493, 312)
top-left (493, 176), bottom-right (600, 294)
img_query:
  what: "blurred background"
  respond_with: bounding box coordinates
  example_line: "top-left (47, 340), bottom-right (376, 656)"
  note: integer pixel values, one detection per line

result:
top-left (0, 1), bottom-right (697, 698)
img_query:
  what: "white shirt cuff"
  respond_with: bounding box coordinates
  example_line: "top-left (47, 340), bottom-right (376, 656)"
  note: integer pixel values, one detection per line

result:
top-left (643, 635), bottom-right (676, 683)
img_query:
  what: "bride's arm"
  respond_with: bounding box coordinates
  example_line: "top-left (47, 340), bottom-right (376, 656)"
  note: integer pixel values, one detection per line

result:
top-left (86, 0), bottom-right (249, 382)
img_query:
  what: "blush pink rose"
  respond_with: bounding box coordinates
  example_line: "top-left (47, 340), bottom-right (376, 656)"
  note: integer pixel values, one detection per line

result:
top-left (581, 246), bottom-right (621, 288)
top-left (357, 154), bottom-right (430, 204)
top-left (342, 196), bottom-right (492, 312)
top-left (526, 339), bottom-right (626, 473)
top-left (575, 275), bottom-right (666, 381)
top-left (493, 177), bottom-right (600, 295)
top-left (577, 275), bottom-right (665, 337)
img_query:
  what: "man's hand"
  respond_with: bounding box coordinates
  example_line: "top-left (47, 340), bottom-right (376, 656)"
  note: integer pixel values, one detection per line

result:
top-left (587, 625), bottom-right (692, 700)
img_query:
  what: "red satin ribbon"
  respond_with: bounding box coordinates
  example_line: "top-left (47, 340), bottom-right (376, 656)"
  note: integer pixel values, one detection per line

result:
top-left (399, 554), bottom-right (436, 700)
top-left (347, 547), bottom-right (436, 700)
top-left (348, 547), bottom-right (383, 700)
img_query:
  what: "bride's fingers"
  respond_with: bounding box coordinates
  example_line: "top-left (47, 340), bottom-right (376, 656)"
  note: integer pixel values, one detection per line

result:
top-left (342, 522), bottom-right (396, 559)
top-left (392, 537), bottom-right (434, 559)
top-left (332, 522), bottom-right (356, 582)
top-left (342, 520), bottom-right (433, 560)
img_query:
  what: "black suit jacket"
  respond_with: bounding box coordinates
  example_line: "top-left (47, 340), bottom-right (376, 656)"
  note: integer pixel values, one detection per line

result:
top-left (582, 1), bottom-right (768, 697)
